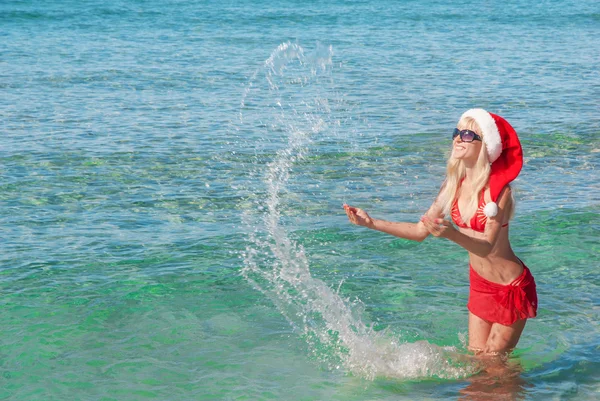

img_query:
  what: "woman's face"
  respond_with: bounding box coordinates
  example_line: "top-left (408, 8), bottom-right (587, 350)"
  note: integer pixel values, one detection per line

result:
top-left (452, 124), bottom-right (483, 162)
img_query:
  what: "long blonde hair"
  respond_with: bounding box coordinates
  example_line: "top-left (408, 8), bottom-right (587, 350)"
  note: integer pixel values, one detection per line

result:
top-left (437, 117), bottom-right (491, 220)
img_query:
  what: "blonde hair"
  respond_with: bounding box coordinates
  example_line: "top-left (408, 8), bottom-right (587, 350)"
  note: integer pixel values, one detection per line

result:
top-left (437, 117), bottom-right (491, 220)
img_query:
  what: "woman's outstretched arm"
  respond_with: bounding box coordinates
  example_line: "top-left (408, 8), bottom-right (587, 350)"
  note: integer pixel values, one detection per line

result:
top-left (343, 199), bottom-right (444, 242)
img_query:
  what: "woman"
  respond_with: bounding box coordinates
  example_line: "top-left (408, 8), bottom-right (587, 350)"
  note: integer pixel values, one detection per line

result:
top-left (343, 109), bottom-right (537, 355)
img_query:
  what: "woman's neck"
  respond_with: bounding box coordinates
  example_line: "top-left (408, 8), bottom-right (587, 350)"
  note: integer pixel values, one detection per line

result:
top-left (463, 164), bottom-right (477, 185)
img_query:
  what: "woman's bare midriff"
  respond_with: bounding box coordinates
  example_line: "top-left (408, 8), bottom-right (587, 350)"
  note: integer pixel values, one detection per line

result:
top-left (458, 226), bottom-right (524, 285)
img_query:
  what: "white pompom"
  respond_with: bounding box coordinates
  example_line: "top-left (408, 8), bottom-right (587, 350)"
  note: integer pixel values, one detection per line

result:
top-left (483, 202), bottom-right (498, 217)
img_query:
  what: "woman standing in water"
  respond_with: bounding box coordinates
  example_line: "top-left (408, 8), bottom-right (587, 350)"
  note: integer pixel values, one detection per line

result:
top-left (344, 109), bottom-right (537, 355)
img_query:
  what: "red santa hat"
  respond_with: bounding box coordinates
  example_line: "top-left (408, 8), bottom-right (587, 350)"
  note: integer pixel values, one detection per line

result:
top-left (460, 108), bottom-right (523, 217)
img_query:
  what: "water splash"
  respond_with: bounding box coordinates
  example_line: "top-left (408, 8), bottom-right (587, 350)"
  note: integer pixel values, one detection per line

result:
top-left (238, 42), bottom-right (479, 380)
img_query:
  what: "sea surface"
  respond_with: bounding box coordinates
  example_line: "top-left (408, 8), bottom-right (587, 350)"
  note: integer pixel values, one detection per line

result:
top-left (1, 0), bottom-right (599, 400)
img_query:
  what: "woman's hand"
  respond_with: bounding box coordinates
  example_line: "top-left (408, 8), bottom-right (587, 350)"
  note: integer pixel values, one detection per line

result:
top-left (343, 204), bottom-right (375, 229)
top-left (421, 216), bottom-right (456, 239)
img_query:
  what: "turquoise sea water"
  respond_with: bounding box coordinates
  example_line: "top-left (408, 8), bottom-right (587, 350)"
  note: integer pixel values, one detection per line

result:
top-left (2, 0), bottom-right (599, 399)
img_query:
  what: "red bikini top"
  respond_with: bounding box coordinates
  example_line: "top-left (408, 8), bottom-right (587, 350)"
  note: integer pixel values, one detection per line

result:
top-left (451, 189), bottom-right (509, 232)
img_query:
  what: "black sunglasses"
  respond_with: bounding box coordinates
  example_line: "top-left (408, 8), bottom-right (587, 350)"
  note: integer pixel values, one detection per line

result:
top-left (452, 128), bottom-right (482, 143)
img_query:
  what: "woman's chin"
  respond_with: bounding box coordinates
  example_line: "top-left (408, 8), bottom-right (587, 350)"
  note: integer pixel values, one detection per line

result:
top-left (452, 151), bottom-right (479, 161)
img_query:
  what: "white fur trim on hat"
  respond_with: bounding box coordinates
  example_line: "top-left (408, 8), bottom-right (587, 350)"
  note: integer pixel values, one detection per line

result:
top-left (483, 202), bottom-right (498, 217)
top-left (460, 109), bottom-right (502, 163)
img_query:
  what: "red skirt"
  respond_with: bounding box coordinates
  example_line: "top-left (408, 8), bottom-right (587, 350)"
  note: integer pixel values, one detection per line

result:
top-left (467, 263), bottom-right (538, 326)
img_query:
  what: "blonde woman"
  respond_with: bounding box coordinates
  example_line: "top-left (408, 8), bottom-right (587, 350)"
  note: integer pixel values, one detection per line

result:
top-left (343, 109), bottom-right (537, 355)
